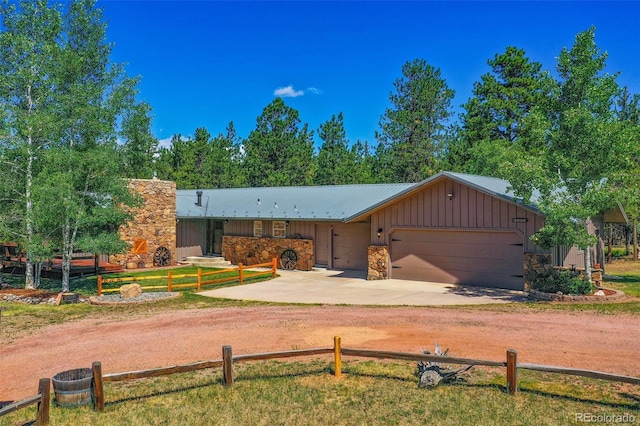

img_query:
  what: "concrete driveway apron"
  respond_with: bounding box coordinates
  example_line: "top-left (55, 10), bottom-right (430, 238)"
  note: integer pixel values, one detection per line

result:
top-left (198, 268), bottom-right (527, 306)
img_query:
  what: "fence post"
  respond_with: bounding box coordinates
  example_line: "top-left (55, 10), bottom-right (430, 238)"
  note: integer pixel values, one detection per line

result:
top-left (506, 349), bottom-right (518, 395)
top-left (238, 263), bottom-right (243, 284)
top-left (197, 268), bottom-right (202, 291)
top-left (92, 361), bottom-right (105, 412)
top-left (36, 378), bottom-right (50, 426)
top-left (167, 271), bottom-right (172, 292)
top-left (223, 345), bottom-right (234, 386)
top-left (272, 257), bottom-right (277, 277)
top-left (334, 336), bottom-right (342, 378)
top-left (97, 275), bottom-right (103, 296)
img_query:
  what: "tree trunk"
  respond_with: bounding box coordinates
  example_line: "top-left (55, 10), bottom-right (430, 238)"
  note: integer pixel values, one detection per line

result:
top-left (625, 225), bottom-right (631, 255)
top-left (24, 134), bottom-right (36, 289)
top-left (61, 221), bottom-right (72, 293)
top-left (584, 244), bottom-right (592, 282)
top-left (34, 262), bottom-right (42, 288)
top-left (607, 224), bottom-right (613, 263)
top-left (633, 219), bottom-right (640, 262)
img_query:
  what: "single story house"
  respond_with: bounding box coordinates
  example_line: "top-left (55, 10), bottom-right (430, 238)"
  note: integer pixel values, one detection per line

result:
top-left (174, 171), bottom-right (627, 291)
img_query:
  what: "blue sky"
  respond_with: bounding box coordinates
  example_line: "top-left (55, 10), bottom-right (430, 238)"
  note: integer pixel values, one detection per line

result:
top-left (97, 1), bottom-right (640, 149)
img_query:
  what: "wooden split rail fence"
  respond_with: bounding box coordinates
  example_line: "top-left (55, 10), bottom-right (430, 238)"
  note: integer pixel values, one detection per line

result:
top-left (4, 337), bottom-right (638, 422)
top-left (0, 378), bottom-right (50, 425)
top-left (89, 336), bottom-right (639, 412)
top-left (97, 258), bottom-right (278, 295)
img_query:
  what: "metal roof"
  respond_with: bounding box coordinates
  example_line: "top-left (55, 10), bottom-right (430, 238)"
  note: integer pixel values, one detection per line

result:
top-left (177, 183), bottom-right (414, 221)
top-left (440, 172), bottom-right (541, 207)
top-left (176, 172), bottom-right (540, 222)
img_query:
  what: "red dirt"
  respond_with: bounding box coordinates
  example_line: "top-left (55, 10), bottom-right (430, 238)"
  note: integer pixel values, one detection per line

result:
top-left (1, 305), bottom-right (639, 401)
top-left (0, 288), bottom-right (58, 299)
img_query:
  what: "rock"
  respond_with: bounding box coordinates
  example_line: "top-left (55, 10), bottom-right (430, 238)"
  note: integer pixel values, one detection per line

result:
top-left (593, 290), bottom-right (605, 296)
top-left (120, 284), bottom-right (142, 299)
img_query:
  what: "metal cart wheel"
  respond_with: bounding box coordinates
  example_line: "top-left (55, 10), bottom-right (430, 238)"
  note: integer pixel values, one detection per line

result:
top-left (153, 246), bottom-right (172, 266)
top-left (279, 249), bottom-right (298, 270)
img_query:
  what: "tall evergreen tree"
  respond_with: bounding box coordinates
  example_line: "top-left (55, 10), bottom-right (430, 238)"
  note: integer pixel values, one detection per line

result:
top-left (375, 59), bottom-right (454, 183)
top-left (447, 46), bottom-right (555, 177)
top-left (206, 122), bottom-right (245, 188)
top-left (315, 113), bottom-right (354, 185)
top-left (120, 102), bottom-right (158, 179)
top-left (350, 140), bottom-right (377, 184)
top-left (178, 127), bottom-right (212, 189)
top-left (243, 98), bottom-right (315, 187)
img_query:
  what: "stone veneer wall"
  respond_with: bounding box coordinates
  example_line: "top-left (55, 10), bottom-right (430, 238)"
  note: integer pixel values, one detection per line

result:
top-left (524, 252), bottom-right (603, 289)
top-left (523, 252), bottom-right (552, 290)
top-left (110, 179), bottom-right (176, 269)
top-left (367, 245), bottom-right (389, 280)
top-left (222, 236), bottom-right (314, 270)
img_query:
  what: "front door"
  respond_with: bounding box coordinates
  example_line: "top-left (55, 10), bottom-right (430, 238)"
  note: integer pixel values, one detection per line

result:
top-left (315, 224), bottom-right (330, 266)
top-left (213, 220), bottom-right (224, 254)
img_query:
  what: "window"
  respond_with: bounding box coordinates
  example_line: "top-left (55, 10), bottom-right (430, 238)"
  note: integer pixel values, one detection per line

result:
top-left (253, 221), bottom-right (262, 237)
top-left (273, 221), bottom-right (286, 238)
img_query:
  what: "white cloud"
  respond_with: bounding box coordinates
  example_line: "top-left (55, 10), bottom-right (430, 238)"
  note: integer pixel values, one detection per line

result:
top-left (306, 86), bottom-right (322, 95)
top-left (273, 85), bottom-right (304, 98)
top-left (157, 137), bottom-right (174, 150)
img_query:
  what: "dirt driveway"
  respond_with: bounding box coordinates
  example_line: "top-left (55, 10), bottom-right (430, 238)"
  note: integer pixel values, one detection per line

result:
top-left (2, 304), bottom-right (639, 401)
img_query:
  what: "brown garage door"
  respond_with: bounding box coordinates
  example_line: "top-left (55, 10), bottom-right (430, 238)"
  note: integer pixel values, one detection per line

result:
top-left (333, 223), bottom-right (370, 270)
top-left (390, 230), bottom-right (524, 290)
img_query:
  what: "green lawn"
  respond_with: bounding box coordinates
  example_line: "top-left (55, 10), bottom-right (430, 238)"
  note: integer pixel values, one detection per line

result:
top-left (2, 360), bottom-right (638, 425)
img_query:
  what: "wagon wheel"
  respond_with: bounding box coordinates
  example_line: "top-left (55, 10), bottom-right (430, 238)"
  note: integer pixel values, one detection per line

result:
top-left (153, 246), bottom-right (171, 267)
top-left (280, 249), bottom-right (298, 270)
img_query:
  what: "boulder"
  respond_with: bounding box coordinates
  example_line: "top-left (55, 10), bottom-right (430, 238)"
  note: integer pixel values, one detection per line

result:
top-left (120, 284), bottom-right (142, 299)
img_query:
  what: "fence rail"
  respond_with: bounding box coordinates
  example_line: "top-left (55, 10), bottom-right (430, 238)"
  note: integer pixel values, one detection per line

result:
top-left (97, 258), bottom-right (277, 295)
top-left (518, 362), bottom-right (640, 385)
top-left (5, 338), bottom-right (638, 421)
top-left (87, 336), bottom-right (639, 412)
top-left (0, 378), bottom-right (50, 425)
top-left (339, 348), bottom-right (507, 367)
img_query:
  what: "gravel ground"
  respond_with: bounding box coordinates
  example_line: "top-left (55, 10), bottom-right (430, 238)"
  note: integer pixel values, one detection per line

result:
top-left (88, 292), bottom-right (181, 305)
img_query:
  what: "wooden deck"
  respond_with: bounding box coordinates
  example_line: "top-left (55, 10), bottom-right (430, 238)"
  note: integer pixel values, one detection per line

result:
top-left (1, 246), bottom-right (123, 279)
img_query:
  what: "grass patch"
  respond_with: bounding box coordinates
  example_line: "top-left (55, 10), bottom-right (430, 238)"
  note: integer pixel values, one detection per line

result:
top-left (3, 360), bottom-right (638, 425)
top-left (1, 265), bottom-right (275, 296)
top-left (0, 266), bottom-right (280, 342)
top-left (603, 260), bottom-right (640, 298)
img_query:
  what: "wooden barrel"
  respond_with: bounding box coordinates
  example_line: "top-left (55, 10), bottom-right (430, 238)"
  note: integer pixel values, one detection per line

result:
top-left (52, 368), bottom-right (93, 407)
top-left (62, 293), bottom-right (79, 304)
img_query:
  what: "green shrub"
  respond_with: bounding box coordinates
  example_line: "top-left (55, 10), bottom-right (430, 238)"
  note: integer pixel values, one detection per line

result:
top-left (531, 268), bottom-right (594, 295)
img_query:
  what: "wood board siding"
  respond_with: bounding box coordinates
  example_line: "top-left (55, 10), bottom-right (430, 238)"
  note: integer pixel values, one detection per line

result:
top-left (553, 216), bottom-right (605, 270)
top-left (390, 229), bottom-right (524, 290)
top-left (176, 219), bottom-right (207, 253)
top-left (370, 178), bottom-right (545, 253)
top-left (225, 220), bottom-right (315, 239)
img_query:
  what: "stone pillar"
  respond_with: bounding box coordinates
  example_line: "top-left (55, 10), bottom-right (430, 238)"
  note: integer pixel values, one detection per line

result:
top-left (367, 245), bottom-right (389, 280)
top-left (110, 179), bottom-right (177, 268)
top-left (523, 252), bottom-right (552, 290)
